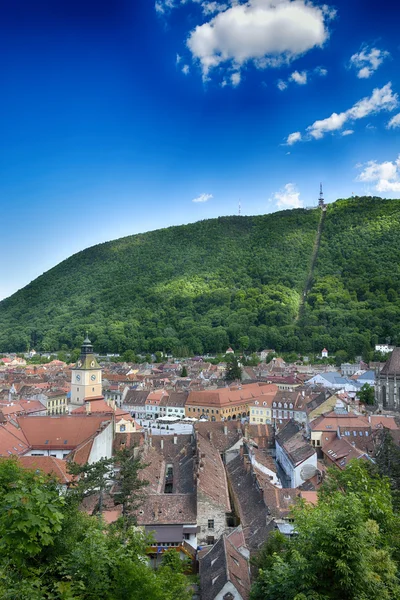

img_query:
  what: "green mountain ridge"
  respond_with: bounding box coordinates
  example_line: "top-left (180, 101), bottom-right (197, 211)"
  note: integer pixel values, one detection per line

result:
top-left (1, 196), bottom-right (400, 357)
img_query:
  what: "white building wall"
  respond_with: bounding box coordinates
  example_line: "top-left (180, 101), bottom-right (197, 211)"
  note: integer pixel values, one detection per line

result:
top-left (215, 581), bottom-right (244, 600)
top-left (88, 421), bottom-right (114, 463)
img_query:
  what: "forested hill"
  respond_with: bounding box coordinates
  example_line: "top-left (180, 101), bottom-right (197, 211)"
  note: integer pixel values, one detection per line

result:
top-left (1, 196), bottom-right (399, 357)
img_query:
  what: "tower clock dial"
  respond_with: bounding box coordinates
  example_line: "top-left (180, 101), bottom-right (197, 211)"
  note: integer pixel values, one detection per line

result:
top-left (76, 375), bottom-right (81, 382)
top-left (91, 375), bottom-right (96, 381)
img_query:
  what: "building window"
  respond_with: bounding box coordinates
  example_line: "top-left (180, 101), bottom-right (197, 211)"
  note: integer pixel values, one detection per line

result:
top-left (208, 519), bottom-right (214, 529)
top-left (120, 425), bottom-right (126, 432)
top-left (183, 533), bottom-right (191, 540)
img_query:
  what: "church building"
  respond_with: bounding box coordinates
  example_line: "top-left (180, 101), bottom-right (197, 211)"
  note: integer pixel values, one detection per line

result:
top-left (376, 347), bottom-right (400, 411)
top-left (70, 335), bottom-right (102, 406)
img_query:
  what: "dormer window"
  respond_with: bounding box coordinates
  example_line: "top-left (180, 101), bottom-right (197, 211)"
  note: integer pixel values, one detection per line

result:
top-left (289, 403), bottom-right (293, 409)
top-left (255, 401), bottom-right (259, 405)
top-left (284, 403), bottom-right (287, 409)
top-left (263, 401), bottom-right (266, 406)
top-left (278, 402), bottom-right (282, 408)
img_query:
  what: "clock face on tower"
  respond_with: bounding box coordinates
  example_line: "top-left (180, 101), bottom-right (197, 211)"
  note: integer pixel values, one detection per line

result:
top-left (76, 375), bottom-right (81, 382)
top-left (91, 375), bottom-right (96, 381)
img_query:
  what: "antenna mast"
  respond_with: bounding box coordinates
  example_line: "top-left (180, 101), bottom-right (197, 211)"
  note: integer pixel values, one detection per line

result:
top-left (318, 183), bottom-right (325, 208)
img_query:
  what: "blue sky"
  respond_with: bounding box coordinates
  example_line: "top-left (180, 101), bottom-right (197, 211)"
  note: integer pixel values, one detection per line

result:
top-left (1, 0), bottom-right (399, 300)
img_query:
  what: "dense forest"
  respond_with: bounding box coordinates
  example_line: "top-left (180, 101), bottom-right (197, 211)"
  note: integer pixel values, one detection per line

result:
top-left (0, 196), bottom-right (399, 357)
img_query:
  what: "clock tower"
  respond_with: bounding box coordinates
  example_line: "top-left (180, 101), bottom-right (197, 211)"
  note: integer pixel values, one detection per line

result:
top-left (70, 335), bottom-right (102, 406)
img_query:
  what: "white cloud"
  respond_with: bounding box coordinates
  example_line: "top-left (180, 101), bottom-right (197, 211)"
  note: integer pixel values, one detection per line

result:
top-left (290, 70), bottom-right (307, 85)
top-left (341, 129), bottom-right (354, 136)
top-left (201, 1), bottom-right (230, 15)
top-left (155, 0), bottom-right (175, 14)
top-left (182, 64), bottom-right (190, 74)
top-left (387, 113), bottom-right (400, 129)
top-left (192, 192), bottom-right (213, 202)
top-left (287, 82), bottom-right (398, 143)
top-left (230, 72), bottom-right (241, 86)
top-left (356, 155), bottom-right (400, 194)
top-left (176, 53), bottom-right (182, 64)
top-left (272, 183), bottom-right (302, 208)
top-left (277, 79), bottom-right (288, 91)
top-left (314, 66), bottom-right (327, 76)
top-left (187, 0), bottom-right (333, 80)
top-left (349, 45), bottom-right (390, 79)
top-left (308, 111), bottom-right (347, 139)
top-left (286, 131), bottom-right (302, 145)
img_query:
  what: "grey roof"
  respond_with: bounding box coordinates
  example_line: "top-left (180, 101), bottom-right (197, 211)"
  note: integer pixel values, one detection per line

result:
top-left (380, 348), bottom-right (400, 376)
top-left (123, 390), bottom-right (149, 406)
top-left (276, 420), bottom-right (315, 467)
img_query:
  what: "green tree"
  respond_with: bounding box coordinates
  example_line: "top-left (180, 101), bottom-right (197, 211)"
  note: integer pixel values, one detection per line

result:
top-left (180, 366), bottom-right (188, 377)
top-left (68, 456), bottom-right (114, 515)
top-left (239, 335), bottom-right (250, 352)
top-left (357, 383), bottom-right (375, 405)
top-left (374, 428), bottom-right (400, 512)
top-left (113, 446), bottom-right (149, 524)
top-left (122, 349), bottom-right (136, 362)
top-left (225, 356), bottom-right (242, 382)
top-left (251, 488), bottom-right (400, 600)
top-left (0, 457), bottom-right (191, 600)
top-left (0, 458), bottom-right (64, 563)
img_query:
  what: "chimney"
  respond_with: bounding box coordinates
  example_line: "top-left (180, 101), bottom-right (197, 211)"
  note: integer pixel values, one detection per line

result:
top-left (86, 402), bottom-right (91, 414)
top-left (173, 435), bottom-right (178, 445)
top-left (209, 431), bottom-right (212, 442)
top-left (160, 438), bottom-right (164, 450)
top-left (149, 436), bottom-right (152, 447)
top-left (224, 425), bottom-right (228, 435)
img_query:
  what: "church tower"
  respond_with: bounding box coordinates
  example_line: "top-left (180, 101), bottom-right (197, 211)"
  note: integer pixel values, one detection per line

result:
top-left (70, 335), bottom-right (102, 406)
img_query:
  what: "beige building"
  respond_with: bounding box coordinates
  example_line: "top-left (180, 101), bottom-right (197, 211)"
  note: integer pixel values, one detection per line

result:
top-left (70, 336), bottom-right (102, 406)
top-left (45, 391), bottom-right (68, 415)
top-left (185, 382), bottom-right (277, 422)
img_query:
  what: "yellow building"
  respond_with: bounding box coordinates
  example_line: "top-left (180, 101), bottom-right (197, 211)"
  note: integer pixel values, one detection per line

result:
top-left (46, 391), bottom-right (68, 415)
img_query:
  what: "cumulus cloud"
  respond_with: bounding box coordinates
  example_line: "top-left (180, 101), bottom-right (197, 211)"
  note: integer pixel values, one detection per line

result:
top-left (192, 192), bottom-right (213, 202)
top-left (341, 129), bottom-right (354, 136)
top-left (182, 64), bottom-right (190, 74)
top-left (187, 0), bottom-right (333, 80)
top-left (387, 113), bottom-right (400, 129)
top-left (287, 82), bottom-right (399, 143)
top-left (272, 183), bottom-right (302, 208)
top-left (286, 131), bottom-right (302, 145)
top-left (290, 70), bottom-right (307, 85)
top-left (356, 155), bottom-right (400, 193)
top-left (349, 45), bottom-right (390, 79)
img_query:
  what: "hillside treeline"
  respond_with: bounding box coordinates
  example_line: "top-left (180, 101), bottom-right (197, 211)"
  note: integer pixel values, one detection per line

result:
top-left (0, 197), bottom-right (399, 358)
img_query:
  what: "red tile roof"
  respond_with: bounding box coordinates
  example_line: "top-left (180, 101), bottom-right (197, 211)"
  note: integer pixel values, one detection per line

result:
top-left (18, 456), bottom-right (73, 484)
top-left (17, 415), bottom-right (112, 450)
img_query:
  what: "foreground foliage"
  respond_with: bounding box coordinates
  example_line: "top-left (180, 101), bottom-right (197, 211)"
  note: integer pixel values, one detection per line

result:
top-left (251, 461), bottom-right (400, 600)
top-left (0, 458), bottom-right (190, 600)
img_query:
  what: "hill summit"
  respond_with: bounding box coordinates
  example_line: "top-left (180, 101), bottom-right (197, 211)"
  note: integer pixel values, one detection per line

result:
top-left (1, 196), bottom-right (400, 357)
